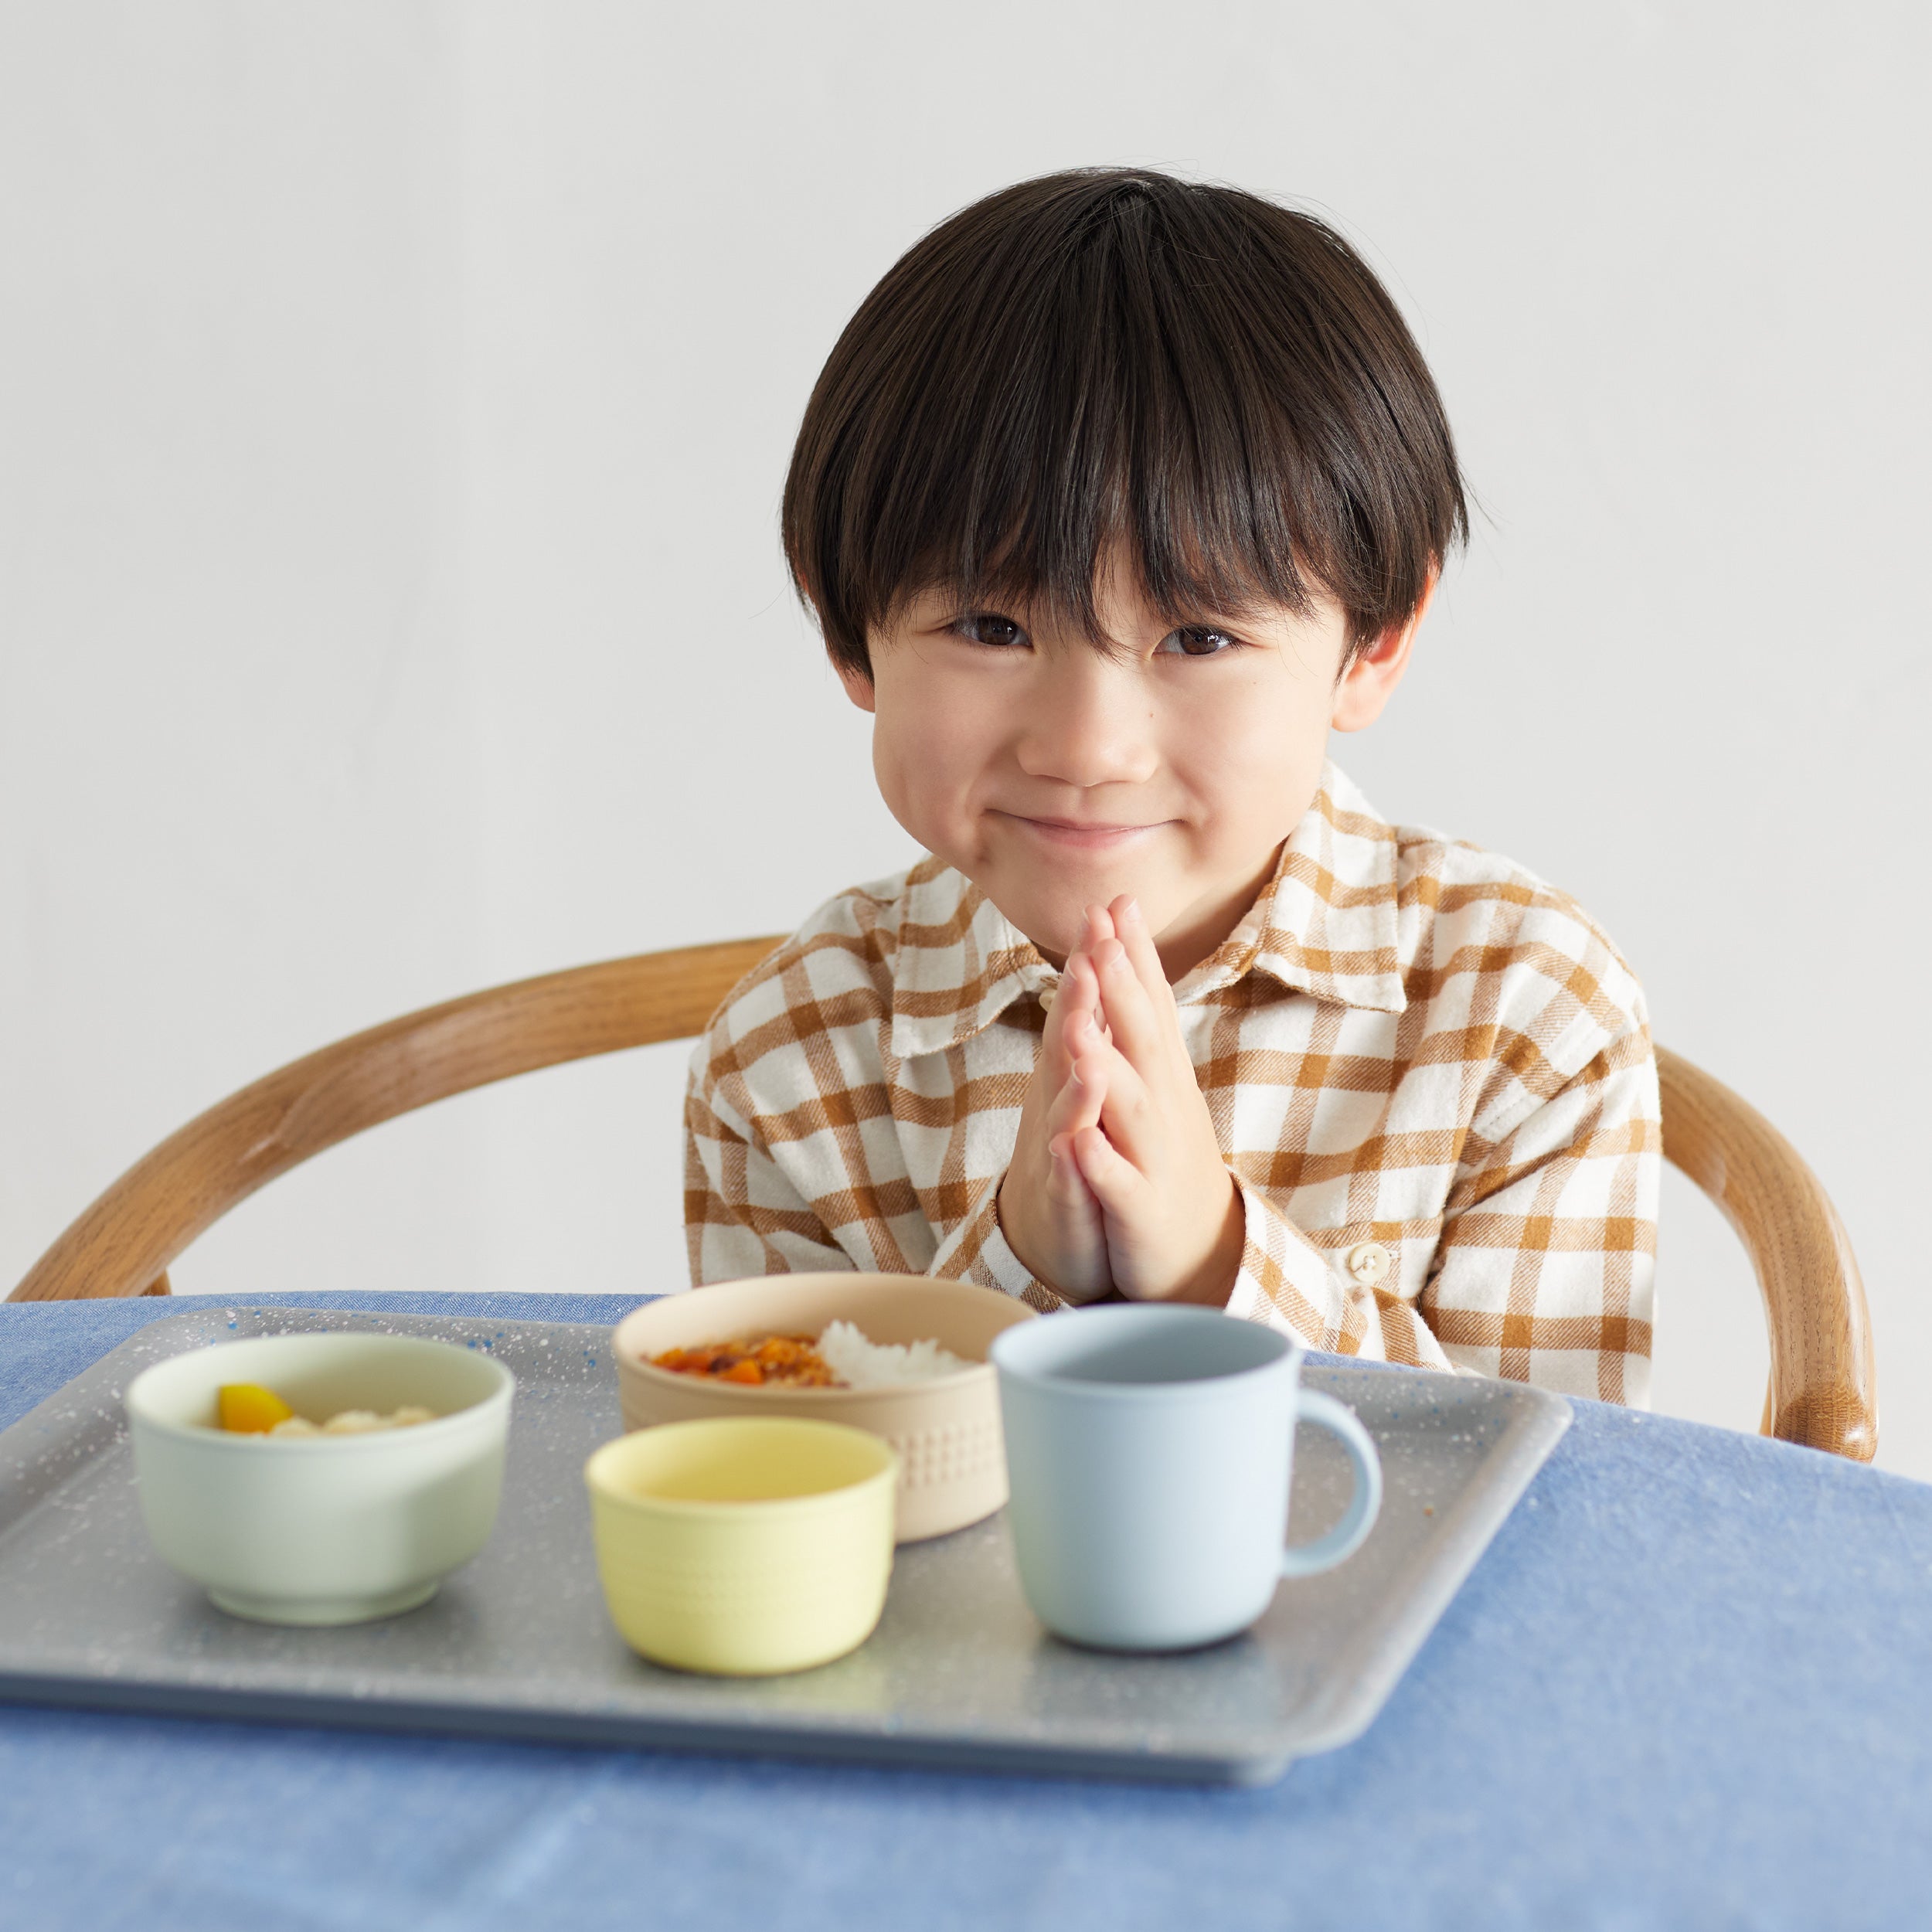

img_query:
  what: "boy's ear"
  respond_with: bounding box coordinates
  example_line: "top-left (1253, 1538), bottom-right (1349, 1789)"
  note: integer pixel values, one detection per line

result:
top-left (835, 658), bottom-right (877, 715)
top-left (1330, 573), bottom-right (1435, 733)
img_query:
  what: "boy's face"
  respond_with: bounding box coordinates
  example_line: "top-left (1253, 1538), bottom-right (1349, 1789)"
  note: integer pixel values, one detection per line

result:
top-left (840, 559), bottom-right (1420, 978)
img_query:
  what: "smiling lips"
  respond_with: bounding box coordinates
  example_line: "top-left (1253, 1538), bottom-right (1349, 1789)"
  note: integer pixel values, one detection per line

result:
top-left (1000, 812), bottom-right (1168, 851)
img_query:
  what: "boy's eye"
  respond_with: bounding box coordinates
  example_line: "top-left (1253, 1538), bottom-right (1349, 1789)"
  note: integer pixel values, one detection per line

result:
top-left (1158, 624), bottom-right (1240, 658)
top-left (954, 613), bottom-right (1029, 648)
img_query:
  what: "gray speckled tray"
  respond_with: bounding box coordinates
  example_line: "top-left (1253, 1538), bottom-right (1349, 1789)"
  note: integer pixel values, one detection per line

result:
top-left (0, 1305), bottom-right (1568, 1785)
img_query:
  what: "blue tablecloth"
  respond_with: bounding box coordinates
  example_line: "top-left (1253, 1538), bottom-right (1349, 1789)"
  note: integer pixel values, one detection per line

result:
top-left (1, 1292), bottom-right (1926, 1930)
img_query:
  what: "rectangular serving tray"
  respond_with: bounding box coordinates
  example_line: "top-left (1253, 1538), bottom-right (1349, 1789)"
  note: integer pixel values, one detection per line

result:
top-left (0, 1304), bottom-right (1569, 1785)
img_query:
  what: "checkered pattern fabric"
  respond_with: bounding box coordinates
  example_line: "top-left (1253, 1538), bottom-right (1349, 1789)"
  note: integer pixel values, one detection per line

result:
top-left (685, 765), bottom-right (1659, 1403)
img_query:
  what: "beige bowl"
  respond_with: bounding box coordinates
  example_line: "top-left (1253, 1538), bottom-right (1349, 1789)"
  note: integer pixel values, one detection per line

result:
top-left (612, 1275), bottom-right (1036, 1543)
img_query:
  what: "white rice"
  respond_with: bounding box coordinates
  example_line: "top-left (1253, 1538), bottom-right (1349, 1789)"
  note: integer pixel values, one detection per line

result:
top-left (816, 1319), bottom-right (968, 1389)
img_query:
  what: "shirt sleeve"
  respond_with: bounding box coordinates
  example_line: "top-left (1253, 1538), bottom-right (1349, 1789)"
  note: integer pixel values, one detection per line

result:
top-left (926, 1175), bottom-right (1074, 1315)
top-left (1420, 1028), bottom-right (1660, 1403)
top-left (1223, 1025), bottom-right (1660, 1397)
top-left (683, 1073), bottom-right (856, 1283)
top-left (1222, 1174), bottom-right (1462, 1371)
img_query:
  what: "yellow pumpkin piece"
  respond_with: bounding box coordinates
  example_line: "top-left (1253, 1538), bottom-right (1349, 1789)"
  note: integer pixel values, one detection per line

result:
top-left (218, 1383), bottom-right (295, 1434)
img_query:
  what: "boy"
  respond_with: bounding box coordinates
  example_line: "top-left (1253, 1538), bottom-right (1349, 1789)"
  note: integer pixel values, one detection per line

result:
top-left (685, 169), bottom-right (1658, 1403)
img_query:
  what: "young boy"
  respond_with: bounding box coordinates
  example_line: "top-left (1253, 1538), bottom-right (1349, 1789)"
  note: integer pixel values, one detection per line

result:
top-left (685, 169), bottom-right (1658, 1404)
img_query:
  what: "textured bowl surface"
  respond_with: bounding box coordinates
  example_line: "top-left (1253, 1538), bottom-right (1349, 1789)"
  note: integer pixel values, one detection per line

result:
top-left (585, 1417), bottom-right (896, 1676)
top-left (611, 1276), bottom-right (1035, 1542)
top-left (125, 1332), bottom-right (513, 1624)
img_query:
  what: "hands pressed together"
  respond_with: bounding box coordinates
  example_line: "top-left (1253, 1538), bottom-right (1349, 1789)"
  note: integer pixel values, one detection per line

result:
top-left (997, 896), bottom-right (1245, 1308)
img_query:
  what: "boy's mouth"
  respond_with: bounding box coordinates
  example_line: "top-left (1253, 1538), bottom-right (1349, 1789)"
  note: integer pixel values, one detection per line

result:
top-left (997, 812), bottom-right (1168, 852)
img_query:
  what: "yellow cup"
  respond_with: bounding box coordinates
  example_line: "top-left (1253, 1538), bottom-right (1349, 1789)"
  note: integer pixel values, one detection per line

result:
top-left (584, 1417), bottom-right (897, 1676)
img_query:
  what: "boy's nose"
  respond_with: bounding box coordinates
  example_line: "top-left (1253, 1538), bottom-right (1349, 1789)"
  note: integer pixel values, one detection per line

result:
top-left (1012, 658), bottom-right (1159, 789)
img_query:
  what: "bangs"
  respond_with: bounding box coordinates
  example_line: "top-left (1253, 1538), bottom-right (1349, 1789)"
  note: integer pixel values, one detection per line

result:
top-left (784, 170), bottom-right (1467, 675)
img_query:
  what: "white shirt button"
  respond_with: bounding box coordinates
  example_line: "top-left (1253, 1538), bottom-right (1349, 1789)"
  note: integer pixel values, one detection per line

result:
top-left (1343, 1240), bottom-right (1393, 1287)
top-left (1037, 985), bottom-right (1057, 1013)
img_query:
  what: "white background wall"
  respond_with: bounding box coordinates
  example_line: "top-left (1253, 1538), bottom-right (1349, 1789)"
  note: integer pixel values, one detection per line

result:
top-left (4, 3), bottom-right (1926, 1468)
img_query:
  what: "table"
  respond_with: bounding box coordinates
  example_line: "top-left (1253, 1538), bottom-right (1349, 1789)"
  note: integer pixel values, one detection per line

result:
top-left (1, 1292), bottom-right (1926, 1930)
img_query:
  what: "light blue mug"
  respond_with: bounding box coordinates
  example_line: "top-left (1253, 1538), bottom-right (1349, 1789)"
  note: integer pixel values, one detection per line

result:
top-left (991, 1304), bottom-right (1383, 1651)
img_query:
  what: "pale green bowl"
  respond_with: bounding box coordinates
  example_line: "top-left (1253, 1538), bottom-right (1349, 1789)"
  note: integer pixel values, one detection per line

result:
top-left (126, 1332), bottom-right (514, 1625)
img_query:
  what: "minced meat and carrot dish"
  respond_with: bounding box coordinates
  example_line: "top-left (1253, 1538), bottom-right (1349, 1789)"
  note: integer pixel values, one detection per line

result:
top-left (649, 1334), bottom-right (838, 1388)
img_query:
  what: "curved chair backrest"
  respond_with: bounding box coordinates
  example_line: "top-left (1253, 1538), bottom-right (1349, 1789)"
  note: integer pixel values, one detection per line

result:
top-left (1653, 1046), bottom-right (1875, 1458)
top-left (8, 940), bottom-right (1877, 1461)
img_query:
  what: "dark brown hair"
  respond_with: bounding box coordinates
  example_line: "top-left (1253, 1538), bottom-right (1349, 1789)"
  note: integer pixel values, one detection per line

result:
top-left (782, 168), bottom-right (1468, 679)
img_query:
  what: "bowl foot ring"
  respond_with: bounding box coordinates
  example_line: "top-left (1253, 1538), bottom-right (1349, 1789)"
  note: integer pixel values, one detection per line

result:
top-left (207, 1580), bottom-right (440, 1627)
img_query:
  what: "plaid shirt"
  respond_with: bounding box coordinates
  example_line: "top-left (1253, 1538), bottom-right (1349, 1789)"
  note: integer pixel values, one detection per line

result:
top-left (685, 765), bottom-right (1659, 1403)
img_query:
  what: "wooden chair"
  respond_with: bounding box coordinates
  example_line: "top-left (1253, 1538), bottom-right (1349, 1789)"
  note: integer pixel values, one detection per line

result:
top-left (6, 939), bottom-right (1877, 1461)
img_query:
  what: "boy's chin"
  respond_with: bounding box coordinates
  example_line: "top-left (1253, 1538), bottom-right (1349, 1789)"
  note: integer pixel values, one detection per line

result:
top-left (986, 883), bottom-right (1153, 966)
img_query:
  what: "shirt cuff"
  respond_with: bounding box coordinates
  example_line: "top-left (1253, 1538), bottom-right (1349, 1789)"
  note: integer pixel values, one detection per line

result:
top-left (1222, 1172), bottom-right (1381, 1356)
top-left (927, 1173), bottom-right (1068, 1314)
top-left (1223, 1174), bottom-right (1461, 1372)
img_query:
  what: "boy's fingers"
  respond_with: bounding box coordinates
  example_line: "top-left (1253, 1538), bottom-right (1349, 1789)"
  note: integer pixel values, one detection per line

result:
top-left (1109, 896), bottom-right (1189, 1080)
top-left (1043, 939), bottom-right (1098, 1083)
top-left (1076, 1039), bottom-right (1157, 1165)
top-left (1111, 896), bottom-right (1173, 1012)
top-left (1047, 1131), bottom-right (1100, 1207)
top-left (1069, 1121), bottom-right (1151, 1218)
top-left (1039, 977), bottom-right (1072, 1087)
top-left (1046, 1133), bottom-right (1079, 1204)
top-left (1089, 937), bottom-right (1165, 1073)
top-left (1053, 966), bottom-right (1094, 1074)
top-left (1083, 905), bottom-right (1120, 1039)
top-left (1046, 1058), bottom-right (1104, 1143)
top-left (1067, 952), bottom-right (1115, 1051)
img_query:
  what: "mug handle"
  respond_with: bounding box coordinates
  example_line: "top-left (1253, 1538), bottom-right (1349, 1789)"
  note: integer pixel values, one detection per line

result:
top-left (1279, 1390), bottom-right (1383, 1579)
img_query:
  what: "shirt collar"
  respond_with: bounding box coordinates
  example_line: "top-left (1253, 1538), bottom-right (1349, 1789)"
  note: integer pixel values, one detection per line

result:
top-left (886, 762), bottom-right (1406, 1062)
top-left (887, 862), bottom-right (1055, 1062)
